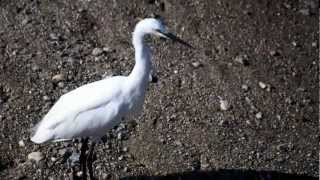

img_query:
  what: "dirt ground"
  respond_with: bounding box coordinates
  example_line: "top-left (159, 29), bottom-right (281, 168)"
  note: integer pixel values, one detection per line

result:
top-left (0, 0), bottom-right (319, 179)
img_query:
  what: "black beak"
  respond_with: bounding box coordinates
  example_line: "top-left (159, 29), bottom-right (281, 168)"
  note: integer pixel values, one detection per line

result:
top-left (156, 30), bottom-right (193, 48)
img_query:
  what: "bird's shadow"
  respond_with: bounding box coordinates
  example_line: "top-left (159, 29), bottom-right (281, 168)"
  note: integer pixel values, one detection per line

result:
top-left (120, 169), bottom-right (317, 180)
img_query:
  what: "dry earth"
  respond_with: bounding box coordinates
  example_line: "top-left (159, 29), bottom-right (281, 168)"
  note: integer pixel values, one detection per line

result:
top-left (0, 0), bottom-right (319, 179)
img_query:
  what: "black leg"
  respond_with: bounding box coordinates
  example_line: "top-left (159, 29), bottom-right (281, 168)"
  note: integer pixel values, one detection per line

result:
top-left (80, 138), bottom-right (88, 180)
top-left (87, 142), bottom-right (96, 180)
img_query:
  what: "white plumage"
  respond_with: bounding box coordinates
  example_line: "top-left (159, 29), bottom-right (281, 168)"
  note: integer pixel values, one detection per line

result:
top-left (31, 18), bottom-right (191, 144)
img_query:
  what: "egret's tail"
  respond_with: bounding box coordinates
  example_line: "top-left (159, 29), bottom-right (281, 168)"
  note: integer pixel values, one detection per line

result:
top-left (30, 123), bottom-right (53, 144)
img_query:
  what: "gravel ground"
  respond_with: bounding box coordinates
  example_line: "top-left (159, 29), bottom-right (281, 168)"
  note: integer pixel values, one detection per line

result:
top-left (0, 0), bottom-right (319, 179)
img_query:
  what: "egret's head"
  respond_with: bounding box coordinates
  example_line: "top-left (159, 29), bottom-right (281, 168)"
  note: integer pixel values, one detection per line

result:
top-left (134, 18), bottom-right (192, 48)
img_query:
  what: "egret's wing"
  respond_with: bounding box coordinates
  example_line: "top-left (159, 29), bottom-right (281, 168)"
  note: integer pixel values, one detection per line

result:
top-left (31, 76), bottom-right (125, 143)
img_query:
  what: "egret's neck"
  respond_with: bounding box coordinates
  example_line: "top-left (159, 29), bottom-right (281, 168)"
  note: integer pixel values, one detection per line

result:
top-left (129, 31), bottom-right (152, 87)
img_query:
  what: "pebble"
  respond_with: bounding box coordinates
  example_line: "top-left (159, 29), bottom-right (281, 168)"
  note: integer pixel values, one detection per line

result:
top-left (49, 33), bottom-right (59, 40)
top-left (21, 17), bottom-right (30, 26)
top-left (270, 50), bottom-right (279, 56)
top-left (31, 64), bottom-right (40, 72)
top-left (299, 8), bottom-right (310, 16)
top-left (292, 41), bottom-right (298, 47)
top-left (18, 140), bottom-right (25, 147)
top-left (92, 47), bottom-right (103, 56)
top-left (51, 157), bottom-right (57, 162)
top-left (103, 46), bottom-right (112, 53)
top-left (255, 112), bottom-right (263, 119)
top-left (241, 84), bottom-right (249, 91)
top-left (311, 42), bottom-right (317, 47)
top-left (219, 99), bottom-right (230, 111)
top-left (174, 140), bottom-right (182, 146)
top-left (118, 155), bottom-right (124, 161)
top-left (28, 152), bottom-right (44, 163)
top-left (43, 95), bottom-right (50, 101)
top-left (234, 54), bottom-right (249, 65)
top-left (191, 61), bottom-right (201, 68)
top-left (57, 82), bottom-right (65, 88)
top-left (117, 132), bottom-right (123, 140)
top-left (258, 82), bottom-right (267, 89)
top-left (52, 74), bottom-right (65, 82)
top-left (123, 167), bottom-right (129, 172)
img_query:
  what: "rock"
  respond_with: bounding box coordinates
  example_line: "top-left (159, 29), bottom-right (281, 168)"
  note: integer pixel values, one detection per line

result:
top-left (299, 8), bottom-right (310, 16)
top-left (21, 17), bottom-right (30, 26)
top-left (219, 99), bottom-right (230, 111)
top-left (51, 157), bottom-right (57, 162)
top-left (57, 82), bottom-right (65, 88)
top-left (92, 47), bottom-right (103, 56)
top-left (118, 155), bottom-right (124, 161)
top-left (52, 74), bottom-right (65, 82)
top-left (28, 152), bottom-right (44, 163)
top-left (117, 132), bottom-right (123, 140)
top-left (255, 112), bottom-right (263, 119)
top-left (270, 50), bottom-right (279, 56)
top-left (31, 64), bottom-right (40, 72)
top-left (42, 95), bottom-right (50, 101)
top-left (18, 140), bottom-right (25, 147)
top-left (103, 46), bottom-right (112, 53)
top-left (258, 81), bottom-right (267, 89)
top-left (123, 167), bottom-right (129, 172)
top-left (311, 42), bottom-right (317, 47)
top-left (234, 54), bottom-right (249, 66)
top-left (174, 140), bottom-right (182, 146)
top-left (291, 41), bottom-right (298, 47)
top-left (49, 33), bottom-right (59, 40)
top-left (191, 61), bottom-right (202, 68)
top-left (241, 84), bottom-right (249, 91)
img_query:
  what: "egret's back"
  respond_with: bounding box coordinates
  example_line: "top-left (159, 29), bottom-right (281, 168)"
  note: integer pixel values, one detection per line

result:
top-left (31, 76), bottom-right (127, 143)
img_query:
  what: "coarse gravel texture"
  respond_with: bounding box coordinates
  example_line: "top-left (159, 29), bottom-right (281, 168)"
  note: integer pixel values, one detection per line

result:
top-left (0, 0), bottom-right (318, 179)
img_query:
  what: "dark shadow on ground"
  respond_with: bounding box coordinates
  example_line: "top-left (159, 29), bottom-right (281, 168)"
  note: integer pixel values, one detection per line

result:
top-left (120, 169), bottom-right (317, 180)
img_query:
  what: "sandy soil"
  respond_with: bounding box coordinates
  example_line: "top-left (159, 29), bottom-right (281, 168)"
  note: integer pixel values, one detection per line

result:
top-left (0, 0), bottom-right (318, 179)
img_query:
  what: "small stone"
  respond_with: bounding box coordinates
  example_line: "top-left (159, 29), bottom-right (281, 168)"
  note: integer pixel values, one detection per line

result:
top-left (31, 64), bottom-right (40, 72)
top-left (103, 46), bottom-right (112, 53)
top-left (43, 95), bottom-right (50, 101)
top-left (258, 82), bottom-right (267, 89)
top-left (174, 140), bottom-right (182, 146)
top-left (58, 149), bottom-right (67, 156)
top-left (21, 17), bottom-right (30, 25)
top-left (283, 3), bottom-right (291, 9)
top-left (51, 157), bottom-right (57, 162)
top-left (117, 132), bottom-right (123, 140)
top-left (219, 99), bottom-right (230, 111)
top-left (299, 8), bottom-right (310, 16)
top-left (123, 167), bottom-right (129, 172)
top-left (28, 152), bottom-right (44, 163)
top-left (49, 33), bottom-right (59, 40)
top-left (255, 112), bottom-right (263, 119)
top-left (122, 147), bottom-right (128, 152)
top-left (241, 84), bottom-right (249, 91)
top-left (270, 50), bottom-right (279, 56)
top-left (311, 42), bottom-right (317, 47)
top-left (118, 155), bottom-right (124, 161)
top-left (191, 61), bottom-right (201, 68)
top-left (234, 54), bottom-right (249, 66)
top-left (18, 140), bottom-right (25, 147)
top-left (92, 47), bottom-right (103, 56)
top-left (292, 41), bottom-right (298, 47)
top-left (52, 74), bottom-right (65, 82)
top-left (58, 82), bottom-right (65, 88)
top-left (76, 171), bottom-right (83, 177)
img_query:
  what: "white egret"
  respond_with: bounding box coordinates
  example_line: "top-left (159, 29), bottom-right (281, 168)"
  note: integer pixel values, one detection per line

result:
top-left (30, 18), bottom-right (192, 178)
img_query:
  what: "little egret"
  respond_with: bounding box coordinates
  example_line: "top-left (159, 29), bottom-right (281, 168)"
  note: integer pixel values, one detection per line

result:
top-left (30, 18), bottom-right (192, 178)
